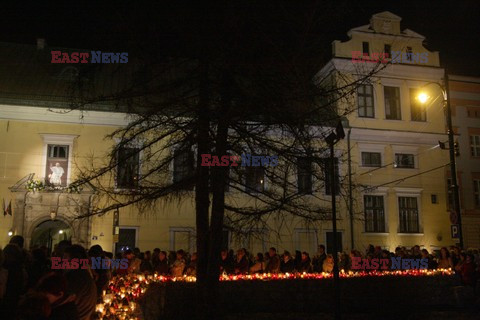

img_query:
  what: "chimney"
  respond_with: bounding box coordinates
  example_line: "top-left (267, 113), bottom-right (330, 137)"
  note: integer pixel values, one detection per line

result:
top-left (37, 38), bottom-right (46, 50)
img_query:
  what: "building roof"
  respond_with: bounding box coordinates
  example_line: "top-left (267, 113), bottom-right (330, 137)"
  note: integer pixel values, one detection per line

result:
top-left (0, 41), bottom-right (131, 111)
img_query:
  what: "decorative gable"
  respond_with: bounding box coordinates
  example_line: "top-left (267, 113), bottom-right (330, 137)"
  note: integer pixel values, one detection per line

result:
top-left (370, 11), bottom-right (402, 35)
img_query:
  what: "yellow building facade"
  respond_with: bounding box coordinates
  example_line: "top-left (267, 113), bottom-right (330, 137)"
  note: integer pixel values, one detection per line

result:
top-left (318, 11), bottom-right (457, 252)
top-left (0, 11), bottom-right (464, 257)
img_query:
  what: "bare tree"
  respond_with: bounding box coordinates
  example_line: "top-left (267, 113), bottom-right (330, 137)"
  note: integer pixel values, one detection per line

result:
top-left (65, 2), bottom-right (387, 318)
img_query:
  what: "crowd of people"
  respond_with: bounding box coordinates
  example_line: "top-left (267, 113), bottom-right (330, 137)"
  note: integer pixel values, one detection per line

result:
top-left (0, 235), bottom-right (478, 320)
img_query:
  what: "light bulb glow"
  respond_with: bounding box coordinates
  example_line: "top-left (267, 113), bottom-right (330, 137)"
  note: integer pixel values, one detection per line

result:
top-left (417, 92), bottom-right (429, 104)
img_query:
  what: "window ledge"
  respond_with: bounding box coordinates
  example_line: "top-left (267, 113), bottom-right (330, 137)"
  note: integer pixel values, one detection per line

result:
top-left (397, 233), bottom-right (424, 236)
top-left (357, 116), bottom-right (376, 120)
top-left (362, 232), bottom-right (389, 236)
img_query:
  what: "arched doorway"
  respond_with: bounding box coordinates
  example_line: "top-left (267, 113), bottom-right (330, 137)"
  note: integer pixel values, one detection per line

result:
top-left (31, 220), bottom-right (72, 254)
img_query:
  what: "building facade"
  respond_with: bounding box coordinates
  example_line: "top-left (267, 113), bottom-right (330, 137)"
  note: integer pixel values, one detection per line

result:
top-left (449, 75), bottom-right (480, 249)
top-left (0, 12), bottom-right (474, 257)
top-left (317, 11), bottom-right (458, 253)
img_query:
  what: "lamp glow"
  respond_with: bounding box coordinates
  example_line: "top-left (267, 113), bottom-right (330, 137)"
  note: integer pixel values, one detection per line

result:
top-left (59, 230), bottom-right (63, 234)
top-left (7, 231), bottom-right (13, 237)
top-left (417, 92), bottom-right (429, 104)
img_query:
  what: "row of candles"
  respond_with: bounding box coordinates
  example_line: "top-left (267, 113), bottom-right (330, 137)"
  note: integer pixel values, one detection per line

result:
top-left (97, 268), bottom-right (454, 319)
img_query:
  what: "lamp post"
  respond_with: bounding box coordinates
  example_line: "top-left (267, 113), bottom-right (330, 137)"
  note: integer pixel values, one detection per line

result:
top-left (325, 121), bottom-right (345, 320)
top-left (341, 118), bottom-right (354, 250)
top-left (417, 72), bottom-right (463, 248)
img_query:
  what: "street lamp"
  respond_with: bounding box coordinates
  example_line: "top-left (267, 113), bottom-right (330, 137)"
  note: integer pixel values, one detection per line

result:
top-left (416, 72), bottom-right (463, 248)
top-left (341, 117), bottom-right (354, 251)
top-left (324, 121), bottom-right (345, 320)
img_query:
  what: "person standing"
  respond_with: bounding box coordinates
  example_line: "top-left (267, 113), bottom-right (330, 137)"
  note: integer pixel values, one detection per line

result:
top-left (265, 247), bottom-right (280, 273)
top-left (313, 245), bottom-right (327, 273)
top-left (36, 273), bottom-right (79, 320)
top-left (63, 245), bottom-right (97, 320)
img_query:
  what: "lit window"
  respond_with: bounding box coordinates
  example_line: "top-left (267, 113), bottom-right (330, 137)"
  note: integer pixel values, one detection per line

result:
top-left (358, 85), bottom-right (374, 118)
top-left (173, 148), bottom-right (195, 190)
top-left (245, 166), bottom-right (265, 193)
top-left (364, 195), bottom-right (385, 232)
top-left (116, 147), bottom-right (140, 189)
top-left (410, 89), bottom-right (426, 121)
top-left (361, 152), bottom-right (381, 167)
top-left (470, 135), bottom-right (480, 157)
top-left (384, 86), bottom-right (401, 120)
top-left (46, 145), bottom-right (69, 187)
top-left (395, 153), bottom-right (415, 168)
top-left (297, 157), bottom-right (313, 194)
top-left (398, 197), bottom-right (419, 233)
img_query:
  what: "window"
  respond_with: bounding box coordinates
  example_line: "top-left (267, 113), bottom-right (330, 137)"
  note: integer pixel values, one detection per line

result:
top-left (398, 197), bottom-right (419, 233)
top-left (466, 108), bottom-right (480, 118)
top-left (358, 85), bottom-right (374, 118)
top-left (384, 86), bottom-right (401, 120)
top-left (115, 227), bottom-right (138, 254)
top-left (410, 89), bottom-right (426, 121)
top-left (245, 166), bottom-right (265, 193)
top-left (361, 152), bottom-right (381, 167)
top-left (384, 44), bottom-right (391, 58)
top-left (169, 227), bottom-right (194, 252)
top-left (173, 148), bottom-right (195, 190)
top-left (326, 231), bottom-right (343, 255)
top-left (474, 180), bottom-right (480, 208)
top-left (470, 135), bottom-right (480, 156)
top-left (364, 195), bottom-right (385, 232)
top-left (297, 157), bottom-right (313, 194)
top-left (294, 229), bottom-right (318, 254)
top-left (116, 147), bottom-right (140, 189)
top-left (46, 145), bottom-right (69, 187)
top-left (395, 153), bottom-right (415, 168)
top-left (406, 47), bottom-right (413, 61)
top-left (323, 157), bottom-right (339, 195)
top-left (362, 42), bottom-right (369, 55)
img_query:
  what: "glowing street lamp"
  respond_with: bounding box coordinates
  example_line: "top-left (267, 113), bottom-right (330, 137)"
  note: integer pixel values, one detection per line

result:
top-left (416, 92), bottom-right (429, 104)
top-left (416, 74), bottom-right (463, 248)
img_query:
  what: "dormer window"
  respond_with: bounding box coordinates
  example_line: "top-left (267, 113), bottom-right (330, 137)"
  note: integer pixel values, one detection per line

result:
top-left (406, 47), bottom-right (413, 61)
top-left (362, 42), bottom-right (370, 55)
top-left (384, 44), bottom-right (391, 59)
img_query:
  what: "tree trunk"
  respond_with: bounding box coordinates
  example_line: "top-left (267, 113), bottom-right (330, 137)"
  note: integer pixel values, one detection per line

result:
top-left (195, 60), bottom-right (212, 320)
top-left (206, 71), bottom-right (233, 319)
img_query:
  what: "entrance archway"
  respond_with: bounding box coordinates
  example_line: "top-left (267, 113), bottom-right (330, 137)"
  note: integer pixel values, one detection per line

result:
top-left (31, 220), bottom-right (72, 254)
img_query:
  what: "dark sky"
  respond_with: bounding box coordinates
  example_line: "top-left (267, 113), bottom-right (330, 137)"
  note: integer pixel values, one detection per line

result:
top-left (2, 0), bottom-right (480, 75)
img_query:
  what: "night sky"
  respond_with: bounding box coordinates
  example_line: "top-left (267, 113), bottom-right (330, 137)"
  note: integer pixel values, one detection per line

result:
top-left (2, 0), bottom-right (480, 75)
